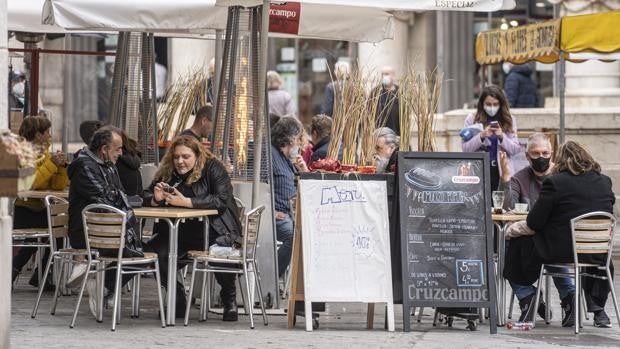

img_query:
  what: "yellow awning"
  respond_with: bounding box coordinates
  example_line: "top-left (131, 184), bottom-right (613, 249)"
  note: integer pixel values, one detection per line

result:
top-left (561, 11), bottom-right (620, 53)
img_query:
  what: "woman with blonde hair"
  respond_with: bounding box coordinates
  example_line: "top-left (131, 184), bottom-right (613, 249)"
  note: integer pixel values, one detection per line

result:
top-left (144, 135), bottom-right (241, 320)
top-left (267, 70), bottom-right (296, 118)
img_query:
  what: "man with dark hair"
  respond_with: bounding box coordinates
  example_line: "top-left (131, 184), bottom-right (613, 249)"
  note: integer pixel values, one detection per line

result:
top-left (67, 125), bottom-right (142, 318)
top-left (180, 105), bottom-right (213, 140)
top-left (79, 120), bottom-right (104, 145)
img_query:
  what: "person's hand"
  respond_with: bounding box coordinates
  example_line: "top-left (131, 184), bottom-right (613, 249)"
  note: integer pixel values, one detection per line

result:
top-left (153, 182), bottom-right (167, 202)
top-left (499, 151), bottom-right (511, 182)
top-left (51, 151), bottom-right (66, 167)
top-left (165, 187), bottom-right (191, 208)
top-left (292, 155), bottom-right (308, 172)
top-left (480, 125), bottom-right (493, 140)
top-left (493, 126), bottom-right (504, 140)
top-left (275, 211), bottom-right (288, 220)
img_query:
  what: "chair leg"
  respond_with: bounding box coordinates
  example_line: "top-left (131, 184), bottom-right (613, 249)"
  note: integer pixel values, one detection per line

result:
top-left (237, 275), bottom-right (247, 317)
top-left (51, 256), bottom-right (67, 315)
top-left (242, 264), bottom-right (254, 329)
top-left (70, 261), bottom-right (92, 328)
top-left (154, 260), bottom-right (166, 328)
top-left (508, 291), bottom-right (515, 320)
top-left (606, 269), bottom-right (620, 329)
top-left (532, 265), bottom-right (545, 328)
top-left (32, 253), bottom-right (57, 318)
top-left (111, 265), bottom-right (123, 331)
top-left (574, 267), bottom-right (580, 334)
top-left (97, 262), bottom-right (105, 323)
top-left (200, 267), bottom-right (209, 322)
top-left (253, 261), bottom-right (268, 326)
top-left (545, 275), bottom-right (551, 324)
top-left (432, 308), bottom-right (439, 326)
top-left (185, 259), bottom-right (198, 326)
top-left (417, 307), bottom-right (424, 323)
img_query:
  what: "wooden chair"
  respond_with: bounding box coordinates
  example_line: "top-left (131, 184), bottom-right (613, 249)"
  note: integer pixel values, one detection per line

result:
top-left (184, 205), bottom-right (268, 329)
top-left (71, 204), bottom-right (166, 331)
top-left (31, 195), bottom-right (91, 318)
top-left (533, 211), bottom-right (619, 333)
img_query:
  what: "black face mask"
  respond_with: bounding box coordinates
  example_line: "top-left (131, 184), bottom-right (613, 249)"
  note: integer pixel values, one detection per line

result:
top-left (530, 156), bottom-right (550, 173)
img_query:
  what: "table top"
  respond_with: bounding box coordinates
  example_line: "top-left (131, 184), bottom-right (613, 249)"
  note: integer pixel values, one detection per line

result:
top-left (18, 190), bottom-right (69, 199)
top-left (133, 206), bottom-right (218, 219)
top-left (492, 213), bottom-right (528, 222)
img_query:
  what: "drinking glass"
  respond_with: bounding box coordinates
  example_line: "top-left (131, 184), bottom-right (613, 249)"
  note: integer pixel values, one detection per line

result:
top-left (492, 191), bottom-right (505, 210)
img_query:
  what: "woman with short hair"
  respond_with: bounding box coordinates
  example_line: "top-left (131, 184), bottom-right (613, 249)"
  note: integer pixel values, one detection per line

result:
top-left (267, 70), bottom-right (296, 118)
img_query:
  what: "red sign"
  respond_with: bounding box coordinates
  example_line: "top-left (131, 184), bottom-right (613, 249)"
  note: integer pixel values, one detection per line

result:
top-left (269, 2), bottom-right (301, 35)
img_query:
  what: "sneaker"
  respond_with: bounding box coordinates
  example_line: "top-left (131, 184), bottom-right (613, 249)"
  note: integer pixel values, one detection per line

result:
top-left (593, 310), bottom-right (612, 328)
top-left (561, 294), bottom-right (575, 327)
top-left (86, 279), bottom-right (98, 319)
top-left (67, 264), bottom-right (88, 288)
top-left (518, 293), bottom-right (536, 322)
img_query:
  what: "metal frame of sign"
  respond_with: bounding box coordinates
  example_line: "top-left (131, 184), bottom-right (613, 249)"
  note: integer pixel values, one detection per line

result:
top-left (397, 152), bottom-right (497, 334)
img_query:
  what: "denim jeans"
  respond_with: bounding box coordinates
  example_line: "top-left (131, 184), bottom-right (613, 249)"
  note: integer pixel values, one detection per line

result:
top-left (276, 214), bottom-right (294, 278)
top-left (510, 266), bottom-right (575, 301)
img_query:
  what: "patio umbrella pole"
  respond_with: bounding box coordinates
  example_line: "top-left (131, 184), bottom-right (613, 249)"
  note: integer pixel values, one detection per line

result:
top-left (559, 51), bottom-right (565, 143)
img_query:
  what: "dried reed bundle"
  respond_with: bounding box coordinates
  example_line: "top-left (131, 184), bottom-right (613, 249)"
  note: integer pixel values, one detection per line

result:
top-left (157, 69), bottom-right (208, 142)
top-left (359, 75), bottom-right (382, 166)
top-left (398, 68), bottom-right (414, 152)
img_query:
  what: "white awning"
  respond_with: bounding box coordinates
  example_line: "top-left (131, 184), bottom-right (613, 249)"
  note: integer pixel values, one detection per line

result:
top-left (8, 0), bottom-right (75, 33)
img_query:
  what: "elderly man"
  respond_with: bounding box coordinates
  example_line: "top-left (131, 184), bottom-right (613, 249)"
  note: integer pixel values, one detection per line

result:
top-left (374, 127), bottom-right (399, 173)
top-left (499, 133), bottom-right (575, 326)
top-left (68, 126), bottom-right (143, 318)
top-left (373, 66), bottom-right (400, 135)
top-left (271, 117), bottom-right (308, 277)
top-left (180, 105), bottom-right (213, 141)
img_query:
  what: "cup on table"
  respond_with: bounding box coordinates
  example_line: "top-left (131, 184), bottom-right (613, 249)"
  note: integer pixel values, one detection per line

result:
top-left (514, 203), bottom-right (528, 214)
top-left (492, 191), bottom-right (505, 213)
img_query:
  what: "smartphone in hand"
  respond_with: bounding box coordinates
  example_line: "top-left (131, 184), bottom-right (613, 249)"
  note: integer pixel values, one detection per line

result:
top-left (489, 121), bottom-right (499, 129)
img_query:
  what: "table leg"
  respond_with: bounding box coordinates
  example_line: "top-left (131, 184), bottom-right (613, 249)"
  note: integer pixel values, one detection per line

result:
top-left (163, 219), bottom-right (179, 326)
top-left (494, 222), bottom-right (506, 326)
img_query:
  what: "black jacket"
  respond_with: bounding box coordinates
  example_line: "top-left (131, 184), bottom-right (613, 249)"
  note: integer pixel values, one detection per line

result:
top-left (116, 149), bottom-right (143, 196)
top-left (310, 136), bottom-right (330, 162)
top-left (527, 170), bottom-right (615, 263)
top-left (504, 64), bottom-right (538, 108)
top-left (143, 159), bottom-right (242, 245)
top-left (372, 85), bottom-right (400, 135)
top-left (67, 148), bottom-right (138, 250)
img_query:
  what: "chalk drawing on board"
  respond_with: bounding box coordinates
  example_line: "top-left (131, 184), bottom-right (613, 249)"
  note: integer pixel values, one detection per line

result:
top-left (456, 260), bottom-right (485, 287)
top-left (404, 168), bottom-right (442, 190)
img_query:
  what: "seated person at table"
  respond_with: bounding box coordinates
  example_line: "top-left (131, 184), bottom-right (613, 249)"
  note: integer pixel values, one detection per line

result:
top-left (116, 130), bottom-right (143, 196)
top-left (12, 116), bottom-right (68, 288)
top-left (271, 117), bottom-right (308, 278)
top-left (68, 126), bottom-right (143, 317)
top-left (504, 141), bottom-right (615, 328)
top-left (180, 105), bottom-right (213, 141)
top-left (374, 127), bottom-right (399, 174)
top-left (74, 120), bottom-right (103, 159)
top-left (144, 135), bottom-right (242, 320)
top-left (498, 133), bottom-right (575, 324)
top-left (309, 114), bottom-right (332, 162)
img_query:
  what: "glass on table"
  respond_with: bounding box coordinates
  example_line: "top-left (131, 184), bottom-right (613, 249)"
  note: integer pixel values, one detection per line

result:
top-left (492, 191), bottom-right (505, 213)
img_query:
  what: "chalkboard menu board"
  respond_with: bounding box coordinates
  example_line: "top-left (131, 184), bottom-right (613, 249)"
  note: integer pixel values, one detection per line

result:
top-left (398, 152), bottom-right (497, 333)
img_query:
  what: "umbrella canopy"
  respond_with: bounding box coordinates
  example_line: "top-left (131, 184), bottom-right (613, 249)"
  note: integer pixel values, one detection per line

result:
top-left (42, 0), bottom-right (394, 43)
top-left (9, 0), bottom-right (74, 33)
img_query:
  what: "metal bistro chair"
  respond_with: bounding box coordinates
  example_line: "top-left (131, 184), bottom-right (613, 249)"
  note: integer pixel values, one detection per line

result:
top-left (533, 211), bottom-right (619, 334)
top-left (31, 195), bottom-right (90, 318)
top-left (72, 204), bottom-right (166, 331)
top-left (184, 205), bottom-right (268, 329)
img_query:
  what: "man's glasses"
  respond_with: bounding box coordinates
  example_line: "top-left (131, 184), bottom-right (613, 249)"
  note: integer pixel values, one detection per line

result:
top-left (528, 151), bottom-right (552, 159)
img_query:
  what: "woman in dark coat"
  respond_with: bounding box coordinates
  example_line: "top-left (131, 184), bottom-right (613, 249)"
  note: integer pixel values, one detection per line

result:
top-left (508, 141), bottom-right (616, 328)
top-left (116, 131), bottom-right (143, 196)
top-left (144, 136), bottom-right (242, 320)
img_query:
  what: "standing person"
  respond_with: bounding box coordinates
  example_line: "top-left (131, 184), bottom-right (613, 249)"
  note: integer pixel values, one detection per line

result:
top-left (12, 116), bottom-right (69, 287)
top-left (9, 70), bottom-right (26, 110)
top-left (461, 85), bottom-right (521, 191)
top-left (271, 117), bottom-right (308, 278)
top-left (116, 131), bottom-right (143, 196)
top-left (67, 126), bottom-right (143, 318)
top-left (499, 133), bottom-right (575, 324)
top-left (207, 58), bottom-right (215, 105)
top-left (372, 66), bottom-right (400, 135)
top-left (503, 62), bottom-right (539, 108)
top-left (144, 135), bottom-right (242, 320)
top-left (321, 61), bottom-right (351, 117)
top-left (155, 60), bottom-right (168, 102)
top-left (267, 70), bottom-right (296, 118)
top-left (180, 105), bottom-right (213, 141)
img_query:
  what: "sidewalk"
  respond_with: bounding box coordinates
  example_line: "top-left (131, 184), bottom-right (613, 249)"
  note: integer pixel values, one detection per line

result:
top-left (10, 271), bottom-right (620, 349)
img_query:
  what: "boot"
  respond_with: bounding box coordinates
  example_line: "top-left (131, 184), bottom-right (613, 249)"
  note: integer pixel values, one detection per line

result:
top-left (561, 293), bottom-right (575, 327)
top-left (518, 293), bottom-right (550, 322)
top-left (221, 287), bottom-right (238, 322)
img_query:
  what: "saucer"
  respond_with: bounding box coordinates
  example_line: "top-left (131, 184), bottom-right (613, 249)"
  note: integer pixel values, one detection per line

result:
top-left (512, 211), bottom-right (528, 215)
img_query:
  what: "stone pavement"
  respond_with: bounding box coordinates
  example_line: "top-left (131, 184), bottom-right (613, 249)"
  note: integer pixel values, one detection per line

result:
top-left (10, 271), bottom-right (620, 349)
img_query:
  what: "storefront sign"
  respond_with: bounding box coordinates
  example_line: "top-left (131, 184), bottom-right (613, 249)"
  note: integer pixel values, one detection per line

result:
top-left (269, 2), bottom-right (301, 35)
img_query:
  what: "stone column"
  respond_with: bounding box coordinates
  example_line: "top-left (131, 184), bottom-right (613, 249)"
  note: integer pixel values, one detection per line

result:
top-left (0, 0), bottom-right (12, 346)
top-left (556, 0), bottom-right (620, 107)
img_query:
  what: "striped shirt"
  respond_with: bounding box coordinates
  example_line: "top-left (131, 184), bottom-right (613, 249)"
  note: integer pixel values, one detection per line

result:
top-left (271, 145), bottom-right (297, 215)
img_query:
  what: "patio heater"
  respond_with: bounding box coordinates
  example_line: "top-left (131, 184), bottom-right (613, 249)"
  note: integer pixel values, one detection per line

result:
top-left (109, 32), bottom-right (158, 165)
top-left (213, 5), bottom-right (279, 308)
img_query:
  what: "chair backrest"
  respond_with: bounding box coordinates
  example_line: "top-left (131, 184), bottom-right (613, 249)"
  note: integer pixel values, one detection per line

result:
top-left (139, 163), bottom-right (158, 190)
top-left (44, 195), bottom-right (69, 250)
top-left (571, 211), bottom-right (616, 266)
top-left (82, 204), bottom-right (127, 259)
top-left (234, 196), bottom-right (246, 221)
top-left (242, 205), bottom-right (265, 261)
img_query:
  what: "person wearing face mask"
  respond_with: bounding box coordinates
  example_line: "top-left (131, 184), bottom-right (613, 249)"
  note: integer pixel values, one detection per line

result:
top-left (9, 70), bottom-right (26, 109)
top-left (144, 135), bottom-right (242, 320)
top-left (271, 117), bottom-right (308, 278)
top-left (461, 85), bottom-right (522, 191)
top-left (503, 62), bottom-right (539, 108)
top-left (372, 66), bottom-right (400, 135)
top-left (373, 127), bottom-right (399, 174)
top-left (12, 116), bottom-right (69, 288)
top-left (498, 133), bottom-right (575, 325)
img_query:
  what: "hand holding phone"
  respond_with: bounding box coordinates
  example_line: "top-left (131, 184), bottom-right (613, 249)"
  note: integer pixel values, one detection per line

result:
top-left (489, 121), bottom-right (499, 129)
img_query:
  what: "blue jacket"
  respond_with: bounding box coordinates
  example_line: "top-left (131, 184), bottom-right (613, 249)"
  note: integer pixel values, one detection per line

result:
top-left (504, 64), bottom-right (538, 108)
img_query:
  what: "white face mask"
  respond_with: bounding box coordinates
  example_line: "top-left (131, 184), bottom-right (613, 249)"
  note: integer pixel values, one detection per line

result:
top-left (484, 105), bottom-right (500, 117)
top-left (288, 145), bottom-right (300, 160)
top-left (502, 62), bottom-right (512, 75)
top-left (381, 75), bottom-right (393, 87)
top-left (12, 82), bottom-right (25, 97)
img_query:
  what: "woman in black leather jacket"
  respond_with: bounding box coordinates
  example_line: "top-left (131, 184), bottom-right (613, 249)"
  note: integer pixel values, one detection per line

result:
top-left (144, 135), bottom-right (241, 321)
